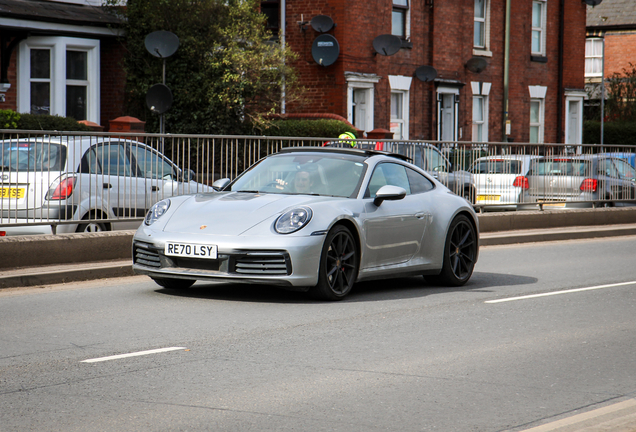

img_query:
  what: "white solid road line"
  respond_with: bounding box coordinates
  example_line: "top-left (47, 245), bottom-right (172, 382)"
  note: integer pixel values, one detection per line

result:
top-left (485, 281), bottom-right (636, 304)
top-left (81, 347), bottom-right (187, 363)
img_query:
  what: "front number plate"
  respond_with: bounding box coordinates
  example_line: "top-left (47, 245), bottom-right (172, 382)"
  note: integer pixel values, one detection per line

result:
top-left (165, 242), bottom-right (218, 259)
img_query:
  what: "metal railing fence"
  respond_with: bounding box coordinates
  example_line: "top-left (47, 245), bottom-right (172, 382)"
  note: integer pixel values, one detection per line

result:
top-left (1, 129), bottom-right (635, 234)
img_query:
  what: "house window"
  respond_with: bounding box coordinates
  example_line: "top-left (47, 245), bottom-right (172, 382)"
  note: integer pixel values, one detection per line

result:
top-left (585, 38), bottom-right (603, 77)
top-left (531, 1), bottom-right (547, 56)
top-left (30, 49), bottom-right (51, 115)
top-left (474, 0), bottom-right (486, 48)
top-left (261, 0), bottom-right (280, 38)
top-left (389, 75), bottom-right (412, 140)
top-left (471, 81), bottom-right (490, 143)
top-left (392, 0), bottom-right (409, 39)
top-left (18, 36), bottom-right (100, 123)
top-left (529, 99), bottom-right (544, 143)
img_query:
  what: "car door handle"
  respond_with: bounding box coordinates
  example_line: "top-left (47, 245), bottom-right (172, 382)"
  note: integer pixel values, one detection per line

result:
top-left (415, 213), bottom-right (426, 219)
top-left (151, 186), bottom-right (160, 192)
top-left (103, 183), bottom-right (112, 189)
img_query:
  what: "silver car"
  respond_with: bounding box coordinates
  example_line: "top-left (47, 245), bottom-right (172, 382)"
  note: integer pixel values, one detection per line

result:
top-left (132, 146), bottom-right (479, 300)
top-left (469, 154), bottom-right (540, 210)
top-left (0, 136), bottom-right (210, 235)
top-left (517, 155), bottom-right (636, 209)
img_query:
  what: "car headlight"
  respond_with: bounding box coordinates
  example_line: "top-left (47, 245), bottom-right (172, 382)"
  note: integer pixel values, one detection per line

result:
top-left (275, 206), bottom-right (313, 234)
top-left (144, 199), bottom-right (171, 226)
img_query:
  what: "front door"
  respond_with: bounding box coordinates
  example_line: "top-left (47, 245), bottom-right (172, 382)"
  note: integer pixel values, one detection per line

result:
top-left (438, 92), bottom-right (457, 141)
top-left (353, 88), bottom-right (370, 133)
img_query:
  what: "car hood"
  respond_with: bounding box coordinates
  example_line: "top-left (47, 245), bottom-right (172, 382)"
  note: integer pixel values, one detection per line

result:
top-left (163, 192), bottom-right (324, 235)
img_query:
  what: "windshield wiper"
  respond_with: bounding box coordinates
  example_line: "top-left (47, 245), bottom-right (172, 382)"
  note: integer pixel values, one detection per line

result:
top-left (235, 190), bottom-right (260, 193)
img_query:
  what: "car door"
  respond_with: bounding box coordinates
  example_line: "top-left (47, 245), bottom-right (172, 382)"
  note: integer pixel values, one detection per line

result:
top-left (361, 162), bottom-right (430, 268)
top-left (128, 143), bottom-right (182, 210)
top-left (79, 141), bottom-right (140, 219)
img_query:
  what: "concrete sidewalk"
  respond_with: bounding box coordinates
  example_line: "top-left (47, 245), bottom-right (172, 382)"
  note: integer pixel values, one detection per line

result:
top-left (1, 207), bottom-right (635, 289)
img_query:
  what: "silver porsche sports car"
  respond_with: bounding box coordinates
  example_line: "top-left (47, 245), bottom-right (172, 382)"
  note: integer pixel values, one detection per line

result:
top-left (132, 146), bottom-right (479, 300)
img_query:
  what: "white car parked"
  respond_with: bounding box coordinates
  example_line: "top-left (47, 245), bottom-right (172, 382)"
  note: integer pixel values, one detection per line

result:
top-left (469, 154), bottom-right (540, 210)
top-left (0, 136), bottom-right (210, 235)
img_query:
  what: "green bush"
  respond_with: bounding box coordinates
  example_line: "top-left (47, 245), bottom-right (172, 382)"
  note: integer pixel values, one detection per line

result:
top-left (0, 109), bottom-right (20, 129)
top-left (583, 121), bottom-right (636, 145)
top-left (259, 119), bottom-right (357, 138)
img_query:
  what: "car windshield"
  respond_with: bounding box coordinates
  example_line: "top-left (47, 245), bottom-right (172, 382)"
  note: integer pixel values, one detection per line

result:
top-left (470, 159), bottom-right (523, 174)
top-left (527, 159), bottom-right (592, 176)
top-left (0, 141), bottom-right (66, 172)
top-left (230, 152), bottom-right (367, 198)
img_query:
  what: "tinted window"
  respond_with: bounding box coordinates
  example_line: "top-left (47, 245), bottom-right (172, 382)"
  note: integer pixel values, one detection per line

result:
top-left (406, 167), bottom-right (434, 193)
top-left (528, 159), bottom-right (591, 176)
top-left (0, 141), bottom-right (65, 172)
top-left (614, 158), bottom-right (636, 181)
top-left (470, 159), bottom-right (523, 174)
top-left (130, 144), bottom-right (175, 179)
top-left (80, 143), bottom-right (131, 176)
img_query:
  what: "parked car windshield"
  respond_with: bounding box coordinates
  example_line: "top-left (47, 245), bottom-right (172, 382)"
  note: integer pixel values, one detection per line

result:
top-left (230, 152), bottom-right (367, 198)
top-left (527, 159), bottom-right (592, 176)
top-left (0, 141), bottom-right (66, 172)
top-left (470, 159), bottom-right (523, 174)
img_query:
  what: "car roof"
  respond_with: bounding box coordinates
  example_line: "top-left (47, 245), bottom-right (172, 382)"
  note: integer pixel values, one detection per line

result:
top-left (277, 146), bottom-right (410, 162)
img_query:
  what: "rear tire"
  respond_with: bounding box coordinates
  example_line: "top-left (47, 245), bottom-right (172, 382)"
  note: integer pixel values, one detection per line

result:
top-left (152, 277), bottom-right (195, 290)
top-left (309, 225), bottom-right (359, 301)
top-left (76, 212), bottom-right (110, 233)
top-left (427, 215), bottom-right (477, 287)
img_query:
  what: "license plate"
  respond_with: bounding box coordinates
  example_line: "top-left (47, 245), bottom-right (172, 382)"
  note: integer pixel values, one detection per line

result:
top-left (476, 195), bottom-right (500, 202)
top-left (542, 203), bottom-right (566, 208)
top-left (0, 187), bottom-right (25, 199)
top-left (165, 242), bottom-right (217, 259)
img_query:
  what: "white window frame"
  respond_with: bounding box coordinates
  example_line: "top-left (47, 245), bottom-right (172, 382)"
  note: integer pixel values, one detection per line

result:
top-left (18, 36), bottom-right (100, 123)
top-left (471, 82), bottom-right (491, 143)
top-left (392, 0), bottom-right (411, 40)
top-left (346, 72), bottom-right (380, 134)
top-left (564, 90), bottom-right (586, 145)
top-left (531, 0), bottom-right (547, 56)
top-left (585, 37), bottom-right (604, 78)
top-left (528, 85), bottom-right (547, 144)
top-left (389, 75), bottom-right (412, 140)
top-left (473, 0), bottom-right (492, 57)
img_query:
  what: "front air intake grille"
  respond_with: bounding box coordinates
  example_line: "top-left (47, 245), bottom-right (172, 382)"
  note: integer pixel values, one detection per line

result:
top-left (133, 242), bottom-right (161, 268)
top-left (232, 253), bottom-right (291, 275)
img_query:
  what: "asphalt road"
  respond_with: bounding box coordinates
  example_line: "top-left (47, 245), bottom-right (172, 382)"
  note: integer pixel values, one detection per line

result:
top-left (1, 237), bottom-right (636, 432)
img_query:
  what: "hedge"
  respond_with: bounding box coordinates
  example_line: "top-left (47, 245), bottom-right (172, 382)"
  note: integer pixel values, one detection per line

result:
top-left (259, 119), bottom-right (357, 138)
top-left (583, 121), bottom-right (636, 146)
top-left (0, 110), bottom-right (91, 132)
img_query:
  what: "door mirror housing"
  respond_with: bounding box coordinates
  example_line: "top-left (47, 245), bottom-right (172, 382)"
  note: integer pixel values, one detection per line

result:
top-left (212, 178), bottom-right (231, 191)
top-left (373, 185), bottom-right (407, 206)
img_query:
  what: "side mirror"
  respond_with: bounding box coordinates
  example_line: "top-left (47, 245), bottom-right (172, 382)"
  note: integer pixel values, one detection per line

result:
top-left (212, 178), bottom-right (231, 191)
top-left (373, 185), bottom-right (407, 206)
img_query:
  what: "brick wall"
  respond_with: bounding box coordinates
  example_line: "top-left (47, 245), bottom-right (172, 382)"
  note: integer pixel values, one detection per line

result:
top-left (100, 38), bottom-right (127, 130)
top-left (604, 32), bottom-right (636, 77)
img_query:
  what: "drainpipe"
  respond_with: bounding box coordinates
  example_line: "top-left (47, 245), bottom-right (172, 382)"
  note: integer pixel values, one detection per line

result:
top-left (281, 0), bottom-right (286, 114)
top-left (502, 0), bottom-right (511, 143)
top-left (557, 0), bottom-right (565, 143)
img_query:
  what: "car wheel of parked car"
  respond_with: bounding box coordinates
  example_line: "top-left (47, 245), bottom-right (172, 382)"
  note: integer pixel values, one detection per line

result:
top-left (310, 225), bottom-right (359, 301)
top-left (76, 214), bottom-right (109, 233)
top-left (152, 277), bottom-right (196, 290)
top-left (462, 187), bottom-right (475, 205)
top-left (427, 215), bottom-right (477, 287)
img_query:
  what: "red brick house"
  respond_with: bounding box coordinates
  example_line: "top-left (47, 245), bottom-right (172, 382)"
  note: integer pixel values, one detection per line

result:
top-left (265, 0), bottom-right (588, 144)
top-left (0, 0), bottom-right (126, 130)
top-left (585, 0), bottom-right (636, 101)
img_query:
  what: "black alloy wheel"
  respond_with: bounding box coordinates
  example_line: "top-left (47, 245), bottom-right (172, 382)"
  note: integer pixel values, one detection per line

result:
top-left (428, 215), bottom-right (477, 286)
top-left (310, 225), bottom-right (359, 301)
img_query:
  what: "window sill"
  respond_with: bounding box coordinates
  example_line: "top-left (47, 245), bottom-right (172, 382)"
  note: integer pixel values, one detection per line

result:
top-left (472, 48), bottom-right (492, 57)
top-left (531, 55), bottom-right (548, 63)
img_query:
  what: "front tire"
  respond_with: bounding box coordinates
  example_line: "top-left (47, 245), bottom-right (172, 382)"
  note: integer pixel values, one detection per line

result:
top-left (428, 215), bottom-right (477, 286)
top-left (309, 225), bottom-right (359, 301)
top-left (152, 277), bottom-right (195, 290)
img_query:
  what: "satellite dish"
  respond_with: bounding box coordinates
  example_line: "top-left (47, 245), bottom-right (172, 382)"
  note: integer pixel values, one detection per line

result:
top-left (311, 34), bottom-right (340, 67)
top-left (373, 34), bottom-right (402, 56)
top-left (146, 84), bottom-right (173, 114)
top-left (465, 57), bottom-right (488, 73)
top-left (311, 15), bottom-right (335, 33)
top-left (414, 65), bottom-right (438, 82)
top-left (145, 31), bottom-right (180, 59)
top-left (583, 0), bottom-right (602, 5)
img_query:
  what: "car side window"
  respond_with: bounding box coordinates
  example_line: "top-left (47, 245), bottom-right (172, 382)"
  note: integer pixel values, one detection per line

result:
top-left (366, 163), bottom-right (411, 198)
top-left (597, 159), bottom-right (619, 178)
top-left (423, 147), bottom-right (447, 172)
top-left (613, 159), bottom-right (636, 181)
top-left (129, 144), bottom-right (176, 180)
top-left (80, 143), bottom-right (131, 176)
top-left (406, 167), bottom-right (434, 193)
